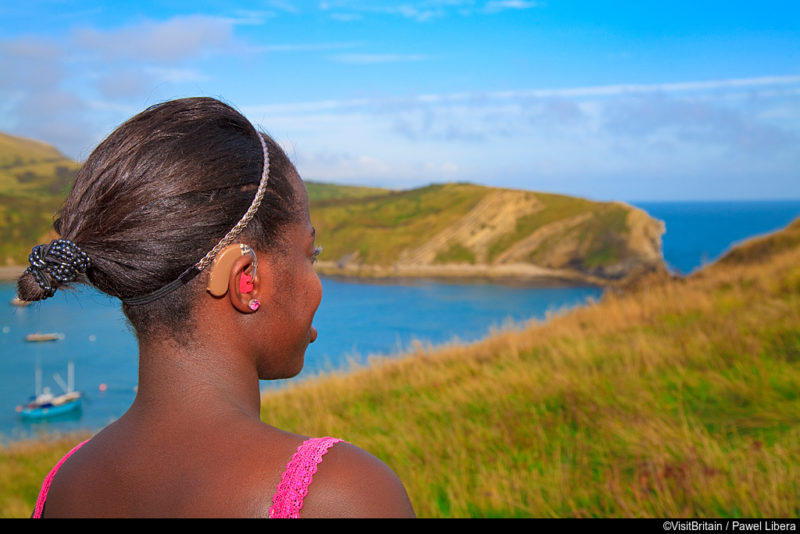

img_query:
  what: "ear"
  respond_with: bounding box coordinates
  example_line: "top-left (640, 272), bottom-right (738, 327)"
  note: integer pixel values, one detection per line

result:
top-left (227, 252), bottom-right (271, 314)
top-left (207, 244), bottom-right (258, 297)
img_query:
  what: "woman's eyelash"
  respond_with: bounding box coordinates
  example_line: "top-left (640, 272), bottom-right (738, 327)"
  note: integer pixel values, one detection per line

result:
top-left (312, 245), bottom-right (322, 263)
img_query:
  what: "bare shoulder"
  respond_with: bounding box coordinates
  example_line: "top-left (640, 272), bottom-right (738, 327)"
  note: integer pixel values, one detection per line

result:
top-left (300, 440), bottom-right (416, 518)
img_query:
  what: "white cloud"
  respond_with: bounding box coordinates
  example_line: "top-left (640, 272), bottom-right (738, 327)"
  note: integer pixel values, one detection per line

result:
top-left (246, 74), bottom-right (800, 198)
top-left (71, 15), bottom-right (235, 63)
top-left (246, 75), bottom-right (800, 117)
top-left (0, 37), bottom-right (65, 91)
top-left (94, 70), bottom-right (154, 100)
top-left (0, 36), bottom-right (94, 155)
top-left (0, 15), bottom-right (241, 157)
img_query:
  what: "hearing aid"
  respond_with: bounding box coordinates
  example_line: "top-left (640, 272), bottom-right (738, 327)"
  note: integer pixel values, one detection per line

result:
top-left (240, 272), bottom-right (254, 294)
top-left (206, 244), bottom-right (258, 297)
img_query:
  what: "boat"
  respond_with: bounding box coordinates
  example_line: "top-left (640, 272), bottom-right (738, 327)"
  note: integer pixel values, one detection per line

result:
top-left (19, 389), bottom-right (82, 419)
top-left (19, 363), bottom-right (82, 420)
top-left (25, 332), bottom-right (65, 342)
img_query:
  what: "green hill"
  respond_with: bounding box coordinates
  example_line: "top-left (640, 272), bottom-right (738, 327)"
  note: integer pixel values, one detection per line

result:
top-left (310, 182), bottom-right (667, 285)
top-left (0, 133), bottom-right (79, 265)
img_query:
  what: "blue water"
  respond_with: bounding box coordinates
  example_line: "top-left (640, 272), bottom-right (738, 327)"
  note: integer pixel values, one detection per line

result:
top-left (633, 200), bottom-right (800, 275)
top-left (1, 200), bottom-right (799, 441)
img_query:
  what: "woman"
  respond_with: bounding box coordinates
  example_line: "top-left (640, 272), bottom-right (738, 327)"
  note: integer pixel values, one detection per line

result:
top-left (19, 97), bottom-right (415, 518)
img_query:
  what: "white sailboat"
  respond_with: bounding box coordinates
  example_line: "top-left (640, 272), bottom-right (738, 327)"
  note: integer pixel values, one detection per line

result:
top-left (19, 362), bottom-right (82, 419)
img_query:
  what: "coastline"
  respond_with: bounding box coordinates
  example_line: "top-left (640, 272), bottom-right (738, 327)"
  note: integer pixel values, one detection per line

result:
top-left (312, 260), bottom-right (660, 288)
top-left (318, 271), bottom-right (596, 289)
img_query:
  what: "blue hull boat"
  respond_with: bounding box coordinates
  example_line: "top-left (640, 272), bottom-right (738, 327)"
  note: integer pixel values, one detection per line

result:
top-left (20, 392), bottom-right (82, 420)
top-left (18, 362), bottom-right (82, 420)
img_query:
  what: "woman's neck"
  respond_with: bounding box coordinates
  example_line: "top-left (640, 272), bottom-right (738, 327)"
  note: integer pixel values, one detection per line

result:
top-left (130, 334), bottom-right (264, 424)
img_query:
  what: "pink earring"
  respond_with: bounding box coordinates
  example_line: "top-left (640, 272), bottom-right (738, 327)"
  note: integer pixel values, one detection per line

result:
top-left (248, 299), bottom-right (260, 311)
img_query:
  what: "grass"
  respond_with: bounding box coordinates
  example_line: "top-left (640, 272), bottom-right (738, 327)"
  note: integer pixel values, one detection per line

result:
top-left (310, 183), bottom-right (489, 265)
top-left (434, 242), bottom-right (476, 264)
top-left (0, 433), bottom-right (91, 518)
top-left (256, 219), bottom-right (800, 517)
top-left (0, 133), bottom-right (65, 167)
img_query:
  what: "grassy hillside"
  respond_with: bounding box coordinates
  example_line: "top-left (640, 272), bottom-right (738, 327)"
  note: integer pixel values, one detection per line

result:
top-left (0, 133), bottom-right (79, 265)
top-left (264, 218), bottom-right (800, 518)
top-left (3, 217), bottom-right (798, 518)
top-left (311, 182), bottom-right (491, 265)
top-left (310, 182), bottom-right (666, 284)
top-left (258, 219), bottom-right (800, 517)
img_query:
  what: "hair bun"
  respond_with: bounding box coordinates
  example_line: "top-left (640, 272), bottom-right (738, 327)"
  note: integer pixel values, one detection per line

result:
top-left (19, 239), bottom-right (91, 300)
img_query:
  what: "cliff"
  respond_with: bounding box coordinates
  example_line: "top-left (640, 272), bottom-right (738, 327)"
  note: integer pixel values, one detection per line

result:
top-left (309, 182), bottom-right (668, 286)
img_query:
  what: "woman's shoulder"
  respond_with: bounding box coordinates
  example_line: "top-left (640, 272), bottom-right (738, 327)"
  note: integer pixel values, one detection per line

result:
top-left (292, 438), bottom-right (416, 518)
top-left (40, 423), bottom-right (414, 518)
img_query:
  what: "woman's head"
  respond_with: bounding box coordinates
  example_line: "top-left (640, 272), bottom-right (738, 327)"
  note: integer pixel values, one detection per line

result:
top-left (17, 97), bottom-right (304, 341)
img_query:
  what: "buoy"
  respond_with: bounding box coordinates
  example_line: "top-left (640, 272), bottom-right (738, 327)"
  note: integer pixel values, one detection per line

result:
top-left (99, 383), bottom-right (107, 392)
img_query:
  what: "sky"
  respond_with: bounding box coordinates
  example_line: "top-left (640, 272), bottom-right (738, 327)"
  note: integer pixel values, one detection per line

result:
top-left (1, 1), bottom-right (798, 201)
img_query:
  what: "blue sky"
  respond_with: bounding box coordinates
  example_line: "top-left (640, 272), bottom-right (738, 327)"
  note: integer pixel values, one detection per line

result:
top-left (1, 1), bottom-right (798, 201)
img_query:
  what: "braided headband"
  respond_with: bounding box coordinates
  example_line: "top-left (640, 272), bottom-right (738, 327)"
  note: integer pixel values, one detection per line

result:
top-left (25, 129), bottom-right (270, 305)
top-left (122, 130), bottom-right (270, 306)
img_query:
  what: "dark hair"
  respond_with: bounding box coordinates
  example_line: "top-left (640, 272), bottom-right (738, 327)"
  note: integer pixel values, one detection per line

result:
top-left (17, 97), bottom-right (300, 339)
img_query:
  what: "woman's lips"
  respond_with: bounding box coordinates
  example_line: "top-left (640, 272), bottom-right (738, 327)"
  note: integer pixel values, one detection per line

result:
top-left (310, 325), bottom-right (318, 343)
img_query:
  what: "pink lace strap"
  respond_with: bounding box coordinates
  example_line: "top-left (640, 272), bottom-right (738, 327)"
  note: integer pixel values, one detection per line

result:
top-left (268, 437), bottom-right (343, 518)
top-left (32, 439), bottom-right (90, 518)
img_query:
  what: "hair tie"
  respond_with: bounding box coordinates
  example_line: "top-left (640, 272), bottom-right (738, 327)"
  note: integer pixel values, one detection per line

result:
top-left (25, 239), bottom-right (91, 299)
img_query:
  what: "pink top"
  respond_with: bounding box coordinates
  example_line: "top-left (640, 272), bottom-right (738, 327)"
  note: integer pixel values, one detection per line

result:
top-left (268, 437), bottom-right (343, 518)
top-left (32, 439), bottom-right (89, 518)
top-left (32, 436), bottom-right (343, 518)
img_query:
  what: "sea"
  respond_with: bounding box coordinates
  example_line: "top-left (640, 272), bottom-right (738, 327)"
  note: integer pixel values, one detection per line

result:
top-left (1, 199), bottom-right (799, 442)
